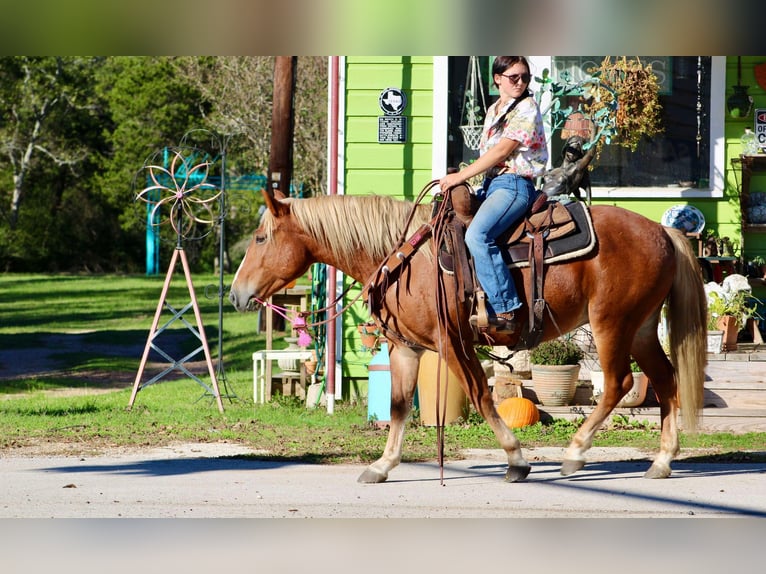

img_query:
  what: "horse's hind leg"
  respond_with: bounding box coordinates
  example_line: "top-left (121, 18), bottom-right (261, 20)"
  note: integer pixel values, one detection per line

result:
top-left (561, 318), bottom-right (679, 479)
top-left (631, 330), bottom-right (679, 479)
top-left (561, 323), bottom-right (636, 476)
top-left (357, 344), bottom-right (421, 484)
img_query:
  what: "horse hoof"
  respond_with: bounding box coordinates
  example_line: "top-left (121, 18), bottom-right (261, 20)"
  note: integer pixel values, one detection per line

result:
top-left (560, 459), bottom-right (585, 476)
top-left (504, 464), bottom-right (531, 482)
top-left (357, 468), bottom-right (388, 484)
top-left (643, 464), bottom-right (671, 479)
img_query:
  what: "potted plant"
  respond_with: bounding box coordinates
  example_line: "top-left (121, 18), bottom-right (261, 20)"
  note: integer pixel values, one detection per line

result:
top-left (357, 321), bottom-right (381, 352)
top-left (706, 310), bottom-right (725, 354)
top-left (707, 289), bottom-right (757, 352)
top-left (584, 56), bottom-right (664, 158)
top-left (590, 358), bottom-right (648, 407)
top-left (529, 338), bottom-right (584, 406)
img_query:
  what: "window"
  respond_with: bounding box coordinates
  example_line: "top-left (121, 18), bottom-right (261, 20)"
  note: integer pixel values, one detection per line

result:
top-left (550, 57), bottom-right (712, 190)
top-left (443, 57), bottom-right (722, 196)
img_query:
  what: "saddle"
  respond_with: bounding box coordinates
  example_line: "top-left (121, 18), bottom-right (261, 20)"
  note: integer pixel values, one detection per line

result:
top-left (438, 183), bottom-right (596, 346)
top-left (440, 183), bottom-right (594, 273)
top-left (363, 181), bottom-right (597, 349)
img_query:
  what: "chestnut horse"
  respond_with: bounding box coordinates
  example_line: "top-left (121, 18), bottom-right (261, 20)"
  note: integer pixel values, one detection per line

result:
top-left (229, 190), bottom-right (706, 483)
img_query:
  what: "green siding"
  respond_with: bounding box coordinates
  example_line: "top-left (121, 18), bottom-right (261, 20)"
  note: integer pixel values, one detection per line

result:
top-left (342, 57), bottom-right (435, 384)
top-left (346, 90), bottom-right (434, 117)
top-left (724, 57), bottom-right (766, 263)
top-left (345, 170), bottom-right (433, 199)
top-left (346, 116), bottom-right (434, 144)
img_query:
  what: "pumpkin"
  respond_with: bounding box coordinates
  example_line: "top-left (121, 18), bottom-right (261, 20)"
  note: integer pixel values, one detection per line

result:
top-left (497, 397), bottom-right (540, 429)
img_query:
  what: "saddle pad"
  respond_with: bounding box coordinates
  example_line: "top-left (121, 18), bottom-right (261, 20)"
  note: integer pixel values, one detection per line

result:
top-left (507, 201), bottom-right (596, 268)
top-left (438, 201), bottom-right (596, 275)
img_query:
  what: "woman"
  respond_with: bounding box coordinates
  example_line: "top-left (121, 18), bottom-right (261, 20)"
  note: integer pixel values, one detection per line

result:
top-left (439, 56), bottom-right (548, 334)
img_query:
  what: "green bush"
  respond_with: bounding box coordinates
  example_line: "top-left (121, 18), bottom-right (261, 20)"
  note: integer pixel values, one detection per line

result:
top-left (529, 338), bottom-right (584, 366)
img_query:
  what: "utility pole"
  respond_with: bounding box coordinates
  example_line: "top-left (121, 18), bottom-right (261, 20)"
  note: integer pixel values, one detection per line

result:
top-left (263, 57), bottom-right (298, 360)
top-left (268, 56), bottom-right (297, 197)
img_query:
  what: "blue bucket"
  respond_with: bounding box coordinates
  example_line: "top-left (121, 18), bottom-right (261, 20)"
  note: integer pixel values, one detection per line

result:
top-left (367, 343), bottom-right (391, 424)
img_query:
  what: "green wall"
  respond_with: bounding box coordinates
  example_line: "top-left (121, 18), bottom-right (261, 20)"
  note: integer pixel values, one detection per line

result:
top-left (724, 56), bottom-right (766, 263)
top-left (342, 56), bottom-right (435, 384)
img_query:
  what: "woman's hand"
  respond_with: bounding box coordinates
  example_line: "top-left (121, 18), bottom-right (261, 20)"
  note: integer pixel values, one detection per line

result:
top-left (439, 137), bottom-right (518, 191)
top-left (439, 172), bottom-right (466, 191)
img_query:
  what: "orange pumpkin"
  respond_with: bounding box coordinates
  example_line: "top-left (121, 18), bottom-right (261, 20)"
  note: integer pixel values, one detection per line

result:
top-left (497, 397), bottom-right (540, 429)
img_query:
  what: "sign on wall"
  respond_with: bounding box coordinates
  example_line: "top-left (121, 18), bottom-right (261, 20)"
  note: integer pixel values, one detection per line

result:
top-left (755, 109), bottom-right (766, 153)
top-left (378, 87), bottom-right (407, 144)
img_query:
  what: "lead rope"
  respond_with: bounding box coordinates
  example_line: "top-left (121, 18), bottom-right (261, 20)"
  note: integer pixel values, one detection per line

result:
top-left (429, 187), bottom-right (461, 486)
top-left (251, 279), bottom-right (365, 349)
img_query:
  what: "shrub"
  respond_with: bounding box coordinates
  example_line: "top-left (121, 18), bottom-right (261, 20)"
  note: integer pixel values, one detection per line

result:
top-left (529, 338), bottom-right (584, 366)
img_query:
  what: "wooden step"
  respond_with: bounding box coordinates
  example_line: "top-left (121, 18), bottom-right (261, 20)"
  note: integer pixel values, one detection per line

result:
top-left (540, 405), bottom-right (766, 433)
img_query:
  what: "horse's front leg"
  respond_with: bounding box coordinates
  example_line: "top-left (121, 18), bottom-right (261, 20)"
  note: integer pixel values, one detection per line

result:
top-left (357, 344), bottom-right (422, 484)
top-left (447, 346), bottom-right (530, 482)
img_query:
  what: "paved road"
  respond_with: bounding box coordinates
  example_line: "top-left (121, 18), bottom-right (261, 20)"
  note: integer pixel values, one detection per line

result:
top-left (1, 443), bottom-right (764, 518)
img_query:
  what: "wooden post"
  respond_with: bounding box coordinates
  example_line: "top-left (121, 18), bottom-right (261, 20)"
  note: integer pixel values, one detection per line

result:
top-left (264, 57), bottom-right (297, 389)
top-left (268, 56), bottom-right (296, 197)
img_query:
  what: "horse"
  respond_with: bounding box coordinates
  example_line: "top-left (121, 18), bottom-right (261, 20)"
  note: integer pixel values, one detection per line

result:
top-left (229, 189), bottom-right (706, 483)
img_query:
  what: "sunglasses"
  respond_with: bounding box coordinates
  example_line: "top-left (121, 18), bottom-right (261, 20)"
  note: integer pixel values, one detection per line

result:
top-left (501, 72), bottom-right (531, 84)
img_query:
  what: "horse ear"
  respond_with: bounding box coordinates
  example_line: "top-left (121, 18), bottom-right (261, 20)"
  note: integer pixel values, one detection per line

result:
top-left (261, 189), bottom-right (290, 217)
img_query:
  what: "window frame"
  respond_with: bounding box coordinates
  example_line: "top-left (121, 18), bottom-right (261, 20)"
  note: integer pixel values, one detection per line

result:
top-left (528, 56), bottom-right (726, 199)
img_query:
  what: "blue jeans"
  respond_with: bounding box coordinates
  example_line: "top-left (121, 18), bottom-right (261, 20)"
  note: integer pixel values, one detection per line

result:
top-left (465, 173), bottom-right (537, 315)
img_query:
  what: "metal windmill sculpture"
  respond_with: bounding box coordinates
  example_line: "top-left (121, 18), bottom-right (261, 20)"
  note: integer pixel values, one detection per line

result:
top-left (129, 147), bottom-right (225, 413)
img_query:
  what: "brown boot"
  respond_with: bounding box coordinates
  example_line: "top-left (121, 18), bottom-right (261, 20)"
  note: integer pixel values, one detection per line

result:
top-left (470, 311), bottom-right (517, 334)
top-left (490, 311), bottom-right (517, 334)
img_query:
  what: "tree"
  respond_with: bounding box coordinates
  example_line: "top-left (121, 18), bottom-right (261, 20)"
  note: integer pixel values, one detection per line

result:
top-left (173, 56), bottom-right (327, 195)
top-left (0, 56), bottom-right (329, 272)
top-left (93, 57), bottom-right (210, 270)
top-left (0, 57), bottom-right (100, 230)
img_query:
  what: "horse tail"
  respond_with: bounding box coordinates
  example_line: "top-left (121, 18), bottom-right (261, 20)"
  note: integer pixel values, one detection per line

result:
top-left (665, 227), bottom-right (707, 433)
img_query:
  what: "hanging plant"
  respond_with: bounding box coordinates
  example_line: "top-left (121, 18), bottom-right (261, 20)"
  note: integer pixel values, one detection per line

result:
top-left (584, 56), bottom-right (664, 154)
top-left (460, 56), bottom-right (487, 151)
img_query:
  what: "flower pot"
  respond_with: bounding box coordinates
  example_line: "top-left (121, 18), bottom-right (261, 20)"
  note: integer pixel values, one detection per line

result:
top-left (716, 315), bottom-right (738, 352)
top-left (706, 330), bottom-right (724, 354)
top-left (277, 337), bottom-right (301, 372)
top-left (619, 373), bottom-right (649, 407)
top-left (530, 364), bottom-right (580, 406)
top-left (357, 324), bottom-right (380, 351)
top-left (591, 371), bottom-right (649, 408)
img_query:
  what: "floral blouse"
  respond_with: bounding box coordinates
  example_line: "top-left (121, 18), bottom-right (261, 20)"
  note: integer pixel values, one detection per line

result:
top-left (479, 95), bottom-right (548, 178)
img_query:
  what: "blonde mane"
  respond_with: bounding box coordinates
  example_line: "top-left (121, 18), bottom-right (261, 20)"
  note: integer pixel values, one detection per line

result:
top-left (262, 195), bottom-right (431, 270)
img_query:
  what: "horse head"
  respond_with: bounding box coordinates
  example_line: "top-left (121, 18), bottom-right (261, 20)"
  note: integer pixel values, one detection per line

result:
top-left (228, 189), bottom-right (313, 312)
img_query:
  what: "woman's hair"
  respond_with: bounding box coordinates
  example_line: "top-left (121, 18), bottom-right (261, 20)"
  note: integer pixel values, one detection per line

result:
top-left (492, 56), bottom-right (530, 86)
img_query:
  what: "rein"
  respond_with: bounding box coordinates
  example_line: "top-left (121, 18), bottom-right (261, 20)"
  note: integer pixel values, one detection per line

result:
top-left (252, 278), bottom-right (365, 348)
top-left (364, 178), bottom-right (472, 484)
top-left (256, 182), bottom-right (442, 349)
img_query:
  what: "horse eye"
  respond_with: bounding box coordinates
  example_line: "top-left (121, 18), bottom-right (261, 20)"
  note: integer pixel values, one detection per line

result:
top-left (254, 234), bottom-right (266, 245)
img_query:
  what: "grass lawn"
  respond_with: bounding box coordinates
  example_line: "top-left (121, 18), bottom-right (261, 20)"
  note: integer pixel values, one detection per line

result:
top-left (1, 272), bottom-right (765, 463)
